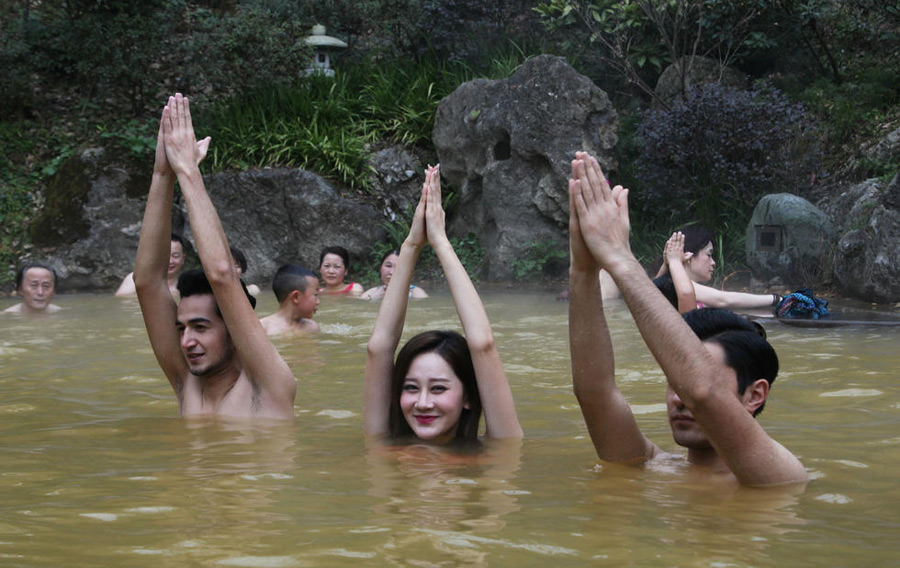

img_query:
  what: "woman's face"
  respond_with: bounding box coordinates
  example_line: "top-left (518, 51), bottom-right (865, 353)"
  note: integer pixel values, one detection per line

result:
top-left (168, 241), bottom-right (185, 278)
top-left (380, 253), bottom-right (399, 286)
top-left (319, 253), bottom-right (347, 288)
top-left (687, 242), bottom-right (716, 283)
top-left (400, 352), bottom-right (469, 443)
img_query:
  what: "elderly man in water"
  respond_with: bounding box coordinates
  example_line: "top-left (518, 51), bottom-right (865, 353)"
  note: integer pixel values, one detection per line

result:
top-left (134, 93), bottom-right (296, 419)
top-left (4, 263), bottom-right (62, 314)
top-left (567, 151), bottom-right (807, 486)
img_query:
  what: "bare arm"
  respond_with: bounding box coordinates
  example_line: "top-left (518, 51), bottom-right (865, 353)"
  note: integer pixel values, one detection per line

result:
top-left (693, 283), bottom-right (777, 311)
top-left (134, 115), bottom-right (190, 398)
top-left (426, 167), bottom-right (522, 439)
top-left (364, 183), bottom-right (427, 436)
top-left (664, 232), bottom-right (696, 314)
top-left (572, 152), bottom-right (806, 485)
top-left (569, 158), bottom-right (657, 462)
top-left (164, 94), bottom-right (296, 413)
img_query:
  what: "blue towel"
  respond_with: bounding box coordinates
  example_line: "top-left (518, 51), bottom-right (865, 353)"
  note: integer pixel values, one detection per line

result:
top-left (775, 288), bottom-right (829, 319)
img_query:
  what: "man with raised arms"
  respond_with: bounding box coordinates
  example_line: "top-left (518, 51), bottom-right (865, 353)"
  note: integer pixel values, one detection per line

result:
top-left (567, 151), bottom-right (807, 486)
top-left (135, 93), bottom-right (296, 419)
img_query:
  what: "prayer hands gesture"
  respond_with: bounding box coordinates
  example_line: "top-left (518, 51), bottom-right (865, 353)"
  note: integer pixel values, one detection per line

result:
top-left (155, 93), bottom-right (210, 177)
top-left (568, 159), bottom-right (599, 275)
top-left (664, 231), bottom-right (690, 265)
top-left (405, 164), bottom-right (448, 251)
top-left (423, 165), bottom-right (449, 247)
top-left (569, 152), bottom-right (632, 270)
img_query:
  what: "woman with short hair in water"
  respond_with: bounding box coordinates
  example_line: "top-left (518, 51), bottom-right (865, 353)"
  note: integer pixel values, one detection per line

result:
top-left (318, 245), bottom-right (363, 295)
top-left (364, 165), bottom-right (522, 444)
top-left (360, 249), bottom-right (428, 300)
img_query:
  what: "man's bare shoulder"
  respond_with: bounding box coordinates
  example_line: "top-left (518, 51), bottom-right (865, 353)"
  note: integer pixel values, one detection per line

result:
top-left (3, 303), bottom-right (61, 314)
top-left (179, 372), bottom-right (294, 420)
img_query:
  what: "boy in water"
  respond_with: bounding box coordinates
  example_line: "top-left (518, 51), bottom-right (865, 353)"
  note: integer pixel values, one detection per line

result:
top-left (260, 264), bottom-right (320, 335)
top-left (134, 93), bottom-right (296, 419)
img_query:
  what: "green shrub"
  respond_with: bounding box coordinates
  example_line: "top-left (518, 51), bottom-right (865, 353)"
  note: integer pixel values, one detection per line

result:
top-left (512, 239), bottom-right (568, 281)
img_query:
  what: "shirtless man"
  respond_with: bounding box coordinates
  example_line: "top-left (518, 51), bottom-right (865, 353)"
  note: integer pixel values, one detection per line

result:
top-left (115, 234), bottom-right (185, 298)
top-left (135, 93), bottom-right (296, 419)
top-left (259, 264), bottom-right (320, 335)
top-left (4, 263), bottom-right (62, 314)
top-left (567, 152), bottom-right (807, 486)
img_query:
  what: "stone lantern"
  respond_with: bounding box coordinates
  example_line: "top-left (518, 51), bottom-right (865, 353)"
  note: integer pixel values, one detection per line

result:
top-left (304, 24), bottom-right (347, 77)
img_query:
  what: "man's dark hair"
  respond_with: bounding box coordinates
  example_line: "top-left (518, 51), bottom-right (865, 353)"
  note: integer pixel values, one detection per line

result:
top-left (272, 264), bottom-right (317, 304)
top-left (682, 308), bottom-right (777, 416)
top-left (177, 269), bottom-right (257, 312)
top-left (171, 233), bottom-right (185, 247)
top-left (230, 246), bottom-right (248, 273)
top-left (319, 245), bottom-right (351, 272)
top-left (16, 262), bottom-right (58, 290)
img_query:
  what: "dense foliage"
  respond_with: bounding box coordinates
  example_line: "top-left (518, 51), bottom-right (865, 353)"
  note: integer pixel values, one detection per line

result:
top-left (634, 83), bottom-right (820, 233)
top-left (0, 0), bottom-right (898, 285)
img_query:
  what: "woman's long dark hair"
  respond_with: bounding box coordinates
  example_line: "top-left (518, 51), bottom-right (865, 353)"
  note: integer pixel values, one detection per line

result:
top-left (389, 330), bottom-right (483, 441)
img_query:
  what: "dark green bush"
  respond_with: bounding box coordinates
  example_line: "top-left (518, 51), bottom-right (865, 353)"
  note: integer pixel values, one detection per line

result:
top-left (632, 82), bottom-right (821, 274)
top-left (635, 83), bottom-right (820, 230)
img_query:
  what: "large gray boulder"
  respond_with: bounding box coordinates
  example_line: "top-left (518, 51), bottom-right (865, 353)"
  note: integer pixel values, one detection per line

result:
top-left (26, 148), bottom-right (385, 291)
top-left (830, 172), bottom-right (900, 303)
top-left (366, 145), bottom-right (426, 223)
top-left (745, 193), bottom-right (835, 285)
top-left (188, 168), bottom-right (384, 284)
top-left (433, 54), bottom-right (618, 280)
top-left (26, 147), bottom-right (177, 291)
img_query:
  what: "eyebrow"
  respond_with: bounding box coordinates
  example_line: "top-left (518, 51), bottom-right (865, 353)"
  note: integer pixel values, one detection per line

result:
top-left (404, 377), bottom-right (453, 383)
top-left (176, 317), bottom-right (213, 326)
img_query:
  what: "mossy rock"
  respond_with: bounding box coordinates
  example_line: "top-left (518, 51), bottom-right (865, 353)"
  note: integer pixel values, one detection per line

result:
top-left (29, 153), bottom-right (92, 247)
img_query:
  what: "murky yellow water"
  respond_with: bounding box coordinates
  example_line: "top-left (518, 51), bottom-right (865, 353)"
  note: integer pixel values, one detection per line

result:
top-left (1, 290), bottom-right (898, 567)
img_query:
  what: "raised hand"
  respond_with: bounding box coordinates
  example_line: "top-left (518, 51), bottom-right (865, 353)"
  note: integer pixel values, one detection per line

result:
top-left (163, 93), bottom-right (203, 176)
top-left (424, 164), bottom-right (448, 246)
top-left (570, 152), bottom-right (632, 270)
top-left (568, 159), bottom-right (599, 275)
top-left (664, 231), bottom-right (688, 265)
top-left (406, 175), bottom-right (427, 249)
top-left (153, 109), bottom-right (210, 178)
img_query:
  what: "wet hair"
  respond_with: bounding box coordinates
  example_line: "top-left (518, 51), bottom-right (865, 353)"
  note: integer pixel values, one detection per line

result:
top-left (272, 264), bottom-right (317, 304)
top-left (230, 246), bottom-right (248, 273)
top-left (319, 245), bottom-right (351, 272)
top-left (170, 233), bottom-right (185, 247)
top-left (678, 225), bottom-right (716, 256)
top-left (389, 330), bottom-right (483, 441)
top-left (16, 262), bottom-right (58, 290)
top-left (177, 269), bottom-right (257, 313)
top-left (653, 273), bottom-right (678, 309)
top-left (682, 308), bottom-right (777, 416)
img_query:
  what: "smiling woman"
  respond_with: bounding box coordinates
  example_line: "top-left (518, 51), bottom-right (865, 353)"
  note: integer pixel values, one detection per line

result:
top-left (318, 245), bottom-right (363, 296)
top-left (364, 165), bottom-right (522, 444)
top-left (392, 332), bottom-right (478, 441)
